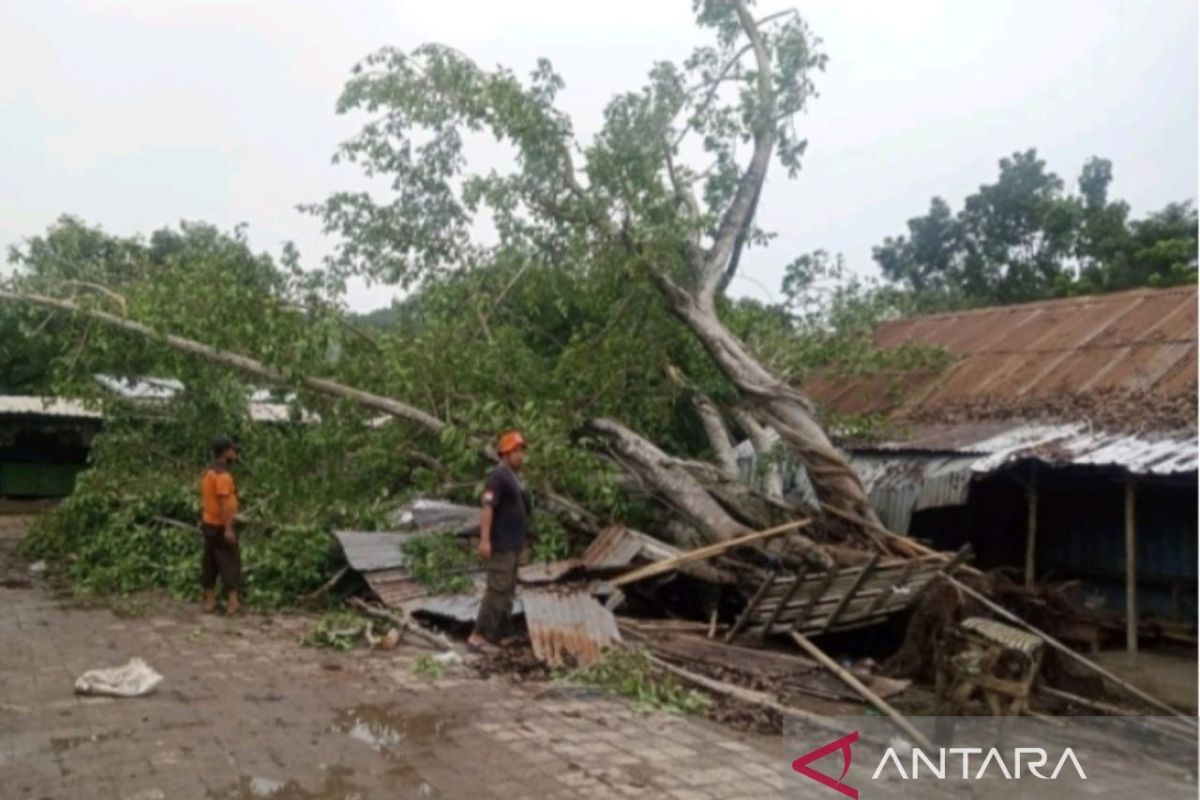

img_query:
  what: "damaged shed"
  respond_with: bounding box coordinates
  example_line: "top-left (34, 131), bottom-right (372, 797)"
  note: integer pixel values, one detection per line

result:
top-left (752, 286), bottom-right (1198, 646)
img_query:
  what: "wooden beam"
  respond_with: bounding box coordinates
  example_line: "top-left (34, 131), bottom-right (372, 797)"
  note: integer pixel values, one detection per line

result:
top-left (1125, 478), bottom-right (1137, 655)
top-left (787, 566), bottom-right (841, 635)
top-left (863, 558), bottom-right (917, 618)
top-left (1025, 468), bottom-right (1038, 588)
top-left (821, 554), bottom-right (880, 632)
top-left (755, 564), bottom-right (808, 640)
top-left (911, 544), bottom-right (972, 605)
top-left (610, 519), bottom-right (810, 588)
top-left (943, 574), bottom-right (1194, 725)
top-left (790, 632), bottom-right (933, 750)
top-left (724, 570), bottom-right (778, 642)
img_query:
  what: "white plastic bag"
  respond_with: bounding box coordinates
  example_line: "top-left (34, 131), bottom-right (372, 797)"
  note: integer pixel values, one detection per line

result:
top-left (74, 657), bottom-right (163, 697)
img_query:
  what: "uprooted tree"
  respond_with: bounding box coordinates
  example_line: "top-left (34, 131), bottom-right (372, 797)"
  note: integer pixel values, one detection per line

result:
top-left (2, 2), bottom-right (938, 605)
top-left (306, 1), bottom-right (878, 531)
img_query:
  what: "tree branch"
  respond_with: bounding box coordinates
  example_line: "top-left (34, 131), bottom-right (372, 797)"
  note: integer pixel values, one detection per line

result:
top-left (700, 0), bottom-right (777, 298)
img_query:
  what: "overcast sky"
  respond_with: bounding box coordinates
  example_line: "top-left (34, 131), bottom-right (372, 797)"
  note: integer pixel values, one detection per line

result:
top-left (2, 0), bottom-right (1195, 311)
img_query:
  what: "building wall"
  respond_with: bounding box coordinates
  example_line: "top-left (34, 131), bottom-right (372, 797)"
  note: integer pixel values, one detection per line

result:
top-left (0, 420), bottom-right (95, 498)
top-left (912, 464), bottom-right (1198, 624)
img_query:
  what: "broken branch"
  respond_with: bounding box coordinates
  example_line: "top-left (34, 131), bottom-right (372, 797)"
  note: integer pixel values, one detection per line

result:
top-left (790, 632), bottom-right (934, 750)
top-left (347, 597), bottom-right (454, 652)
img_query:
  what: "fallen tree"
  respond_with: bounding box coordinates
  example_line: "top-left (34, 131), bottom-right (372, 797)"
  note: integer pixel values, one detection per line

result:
top-left (1, 4), bottom-right (936, 609)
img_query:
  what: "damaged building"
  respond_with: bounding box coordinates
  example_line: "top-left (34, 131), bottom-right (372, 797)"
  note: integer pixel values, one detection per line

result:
top-left (766, 285), bottom-right (1198, 652)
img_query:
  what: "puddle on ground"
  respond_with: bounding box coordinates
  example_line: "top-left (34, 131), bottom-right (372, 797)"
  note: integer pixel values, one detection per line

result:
top-left (50, 728), bottom-right (128, 753)
top-left (218, 768), bottom-right (364, 799)
top-left (332, 704), bottom-right (460, 754)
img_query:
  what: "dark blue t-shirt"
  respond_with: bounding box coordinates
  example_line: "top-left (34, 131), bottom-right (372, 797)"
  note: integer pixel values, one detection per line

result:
top-left (482, 464), bottom-right (528, 553)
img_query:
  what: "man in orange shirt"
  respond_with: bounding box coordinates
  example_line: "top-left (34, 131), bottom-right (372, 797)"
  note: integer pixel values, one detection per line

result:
top-left (200, 435), bottom-right (241, 615)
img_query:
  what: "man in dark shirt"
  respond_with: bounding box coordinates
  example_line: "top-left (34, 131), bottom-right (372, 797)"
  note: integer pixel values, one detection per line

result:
top-left (468, 430), bottom-right (529, 652)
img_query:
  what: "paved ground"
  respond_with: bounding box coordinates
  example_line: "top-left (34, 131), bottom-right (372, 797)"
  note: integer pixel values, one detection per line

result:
top-left (0, 517), bottom-right (787, 800)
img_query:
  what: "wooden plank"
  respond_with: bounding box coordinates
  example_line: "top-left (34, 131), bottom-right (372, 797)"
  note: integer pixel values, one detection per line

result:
top-left (724, 570), bottom-right (779, 643)
top-left (1025, 475), bottom-right (1038, 588)
top-left (821, 553), bottom-right (880, 632)
top-left (782, 566), bottom-right (840, 635)
top-left (1125, 479), bottom-right (1137, 655)
top-left (910, 544), bottom-right (972, 605)
top-left (757, 559), bottom-right (947, 600)
top-left (863, 557), bottom-right (918, 618)
top-left (610, 519), bottom-right (811, 589)
top-left (753, 572), bottom-right (942, 621)
top-left (754, 564), bottom-right (808, 641)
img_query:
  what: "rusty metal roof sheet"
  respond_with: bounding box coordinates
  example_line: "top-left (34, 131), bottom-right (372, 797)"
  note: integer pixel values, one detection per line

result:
top-left (807, 286), bottom-right (1197, 420)
top-left (581, 526), bottom-right (682, 569)
top-left (518, 559), bottom-right (584, 584)
top-left (521, 588), bottom-right (620, 667)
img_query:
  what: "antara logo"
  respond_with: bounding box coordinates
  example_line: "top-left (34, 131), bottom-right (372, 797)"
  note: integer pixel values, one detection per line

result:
top-left (793, 732), bottom-right (1087, 797)
top-left (792, 731), bottom-right (860, 799)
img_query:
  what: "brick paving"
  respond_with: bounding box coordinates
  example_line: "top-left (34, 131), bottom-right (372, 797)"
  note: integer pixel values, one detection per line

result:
top-left (0, 518), bottom-right (786, 799)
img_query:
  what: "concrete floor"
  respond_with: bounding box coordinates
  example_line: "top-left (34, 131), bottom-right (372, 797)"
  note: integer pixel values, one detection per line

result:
top-left (1092, 647), bottom-right (1199, 712)
top-left (0, 516), bottom-right (787, 800)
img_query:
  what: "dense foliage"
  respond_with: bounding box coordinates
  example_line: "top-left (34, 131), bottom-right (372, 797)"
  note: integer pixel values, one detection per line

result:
top-left (873, 150), bottom-right (1198, 307)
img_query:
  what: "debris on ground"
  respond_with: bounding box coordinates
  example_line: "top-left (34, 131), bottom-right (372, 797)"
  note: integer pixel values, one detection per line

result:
top-left (320, 494), bottom-right (1196, 746)
top-left (74, 657), bottom-right (163, 697)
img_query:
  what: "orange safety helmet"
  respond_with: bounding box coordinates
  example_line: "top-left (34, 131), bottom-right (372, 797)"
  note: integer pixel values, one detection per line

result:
top-left (497, 430), bottom-right (527, 455)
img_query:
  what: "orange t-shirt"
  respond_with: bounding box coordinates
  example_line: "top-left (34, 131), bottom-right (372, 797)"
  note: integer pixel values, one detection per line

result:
top-left (200, 467), bottom-right (238, 526)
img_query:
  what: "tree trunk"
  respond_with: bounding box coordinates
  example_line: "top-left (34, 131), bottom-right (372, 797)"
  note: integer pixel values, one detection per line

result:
top-left (733, 407), bottom-right (783, 500)
top-left (587, 417), bottom-right (836, 565)
top-left (655, 285), bottom-right (872, 520)
top-left (0, 290), bottom-right (447, 434)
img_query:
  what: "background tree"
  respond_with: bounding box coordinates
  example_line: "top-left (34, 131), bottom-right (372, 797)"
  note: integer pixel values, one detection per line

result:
top-left (873, 150), bottom-right (1197, 307)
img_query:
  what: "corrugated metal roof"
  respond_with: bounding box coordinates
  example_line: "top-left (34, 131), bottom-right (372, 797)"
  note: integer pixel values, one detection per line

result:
top-left (0, 396), bottom-right (102, 419)
top-left (363, 570), bottom-right (524, 623)
top-left (580, 525), bottom-right (683, 569)
top-left (864, 422), bottom-right (1197, 476)
top-left (333, 531), bottom-right (420, 572)
top-left (518, 559), bottom-right (584, 583)
top-left (737, 420), bottom-right (1196, 536)
top-left (965, 424), bottom-right (1198, 475)
top-left (93, 374), bottom-right (315, 424)
top-left (521, 588), bottom-right (620, 667)
top-left (807, 286), bottom-right (1197, 421)
top-left (387, 499), bottom-right (478, 533)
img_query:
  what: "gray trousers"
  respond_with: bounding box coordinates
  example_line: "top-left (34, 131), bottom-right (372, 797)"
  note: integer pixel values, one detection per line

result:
top-left (473, 550), bottom-right (519, 642)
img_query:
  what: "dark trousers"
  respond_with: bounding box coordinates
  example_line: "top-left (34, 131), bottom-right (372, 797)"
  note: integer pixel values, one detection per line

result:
top-left (473, 550), bottom-right (519, 642)
top-left (201, 523), bottom-right (242, 593)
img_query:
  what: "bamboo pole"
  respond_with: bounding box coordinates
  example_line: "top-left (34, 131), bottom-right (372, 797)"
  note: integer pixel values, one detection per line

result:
top-left (609, 519), bottom-right (811, 588)
top-left (943, 575), bottom-right (1194, 725)
top-left (790, 632), bottom-right (934, 750)
top-left (1125, 478), bottom-right (1137, 655)
top-left (1025, 467), bottom-right (1038, 588)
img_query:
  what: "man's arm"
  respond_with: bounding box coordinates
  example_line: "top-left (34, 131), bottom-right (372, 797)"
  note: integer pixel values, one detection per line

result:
top-left (217, 475), bottom-right (237, 543)
top-left (478, 503), bottom-right (494, 560)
